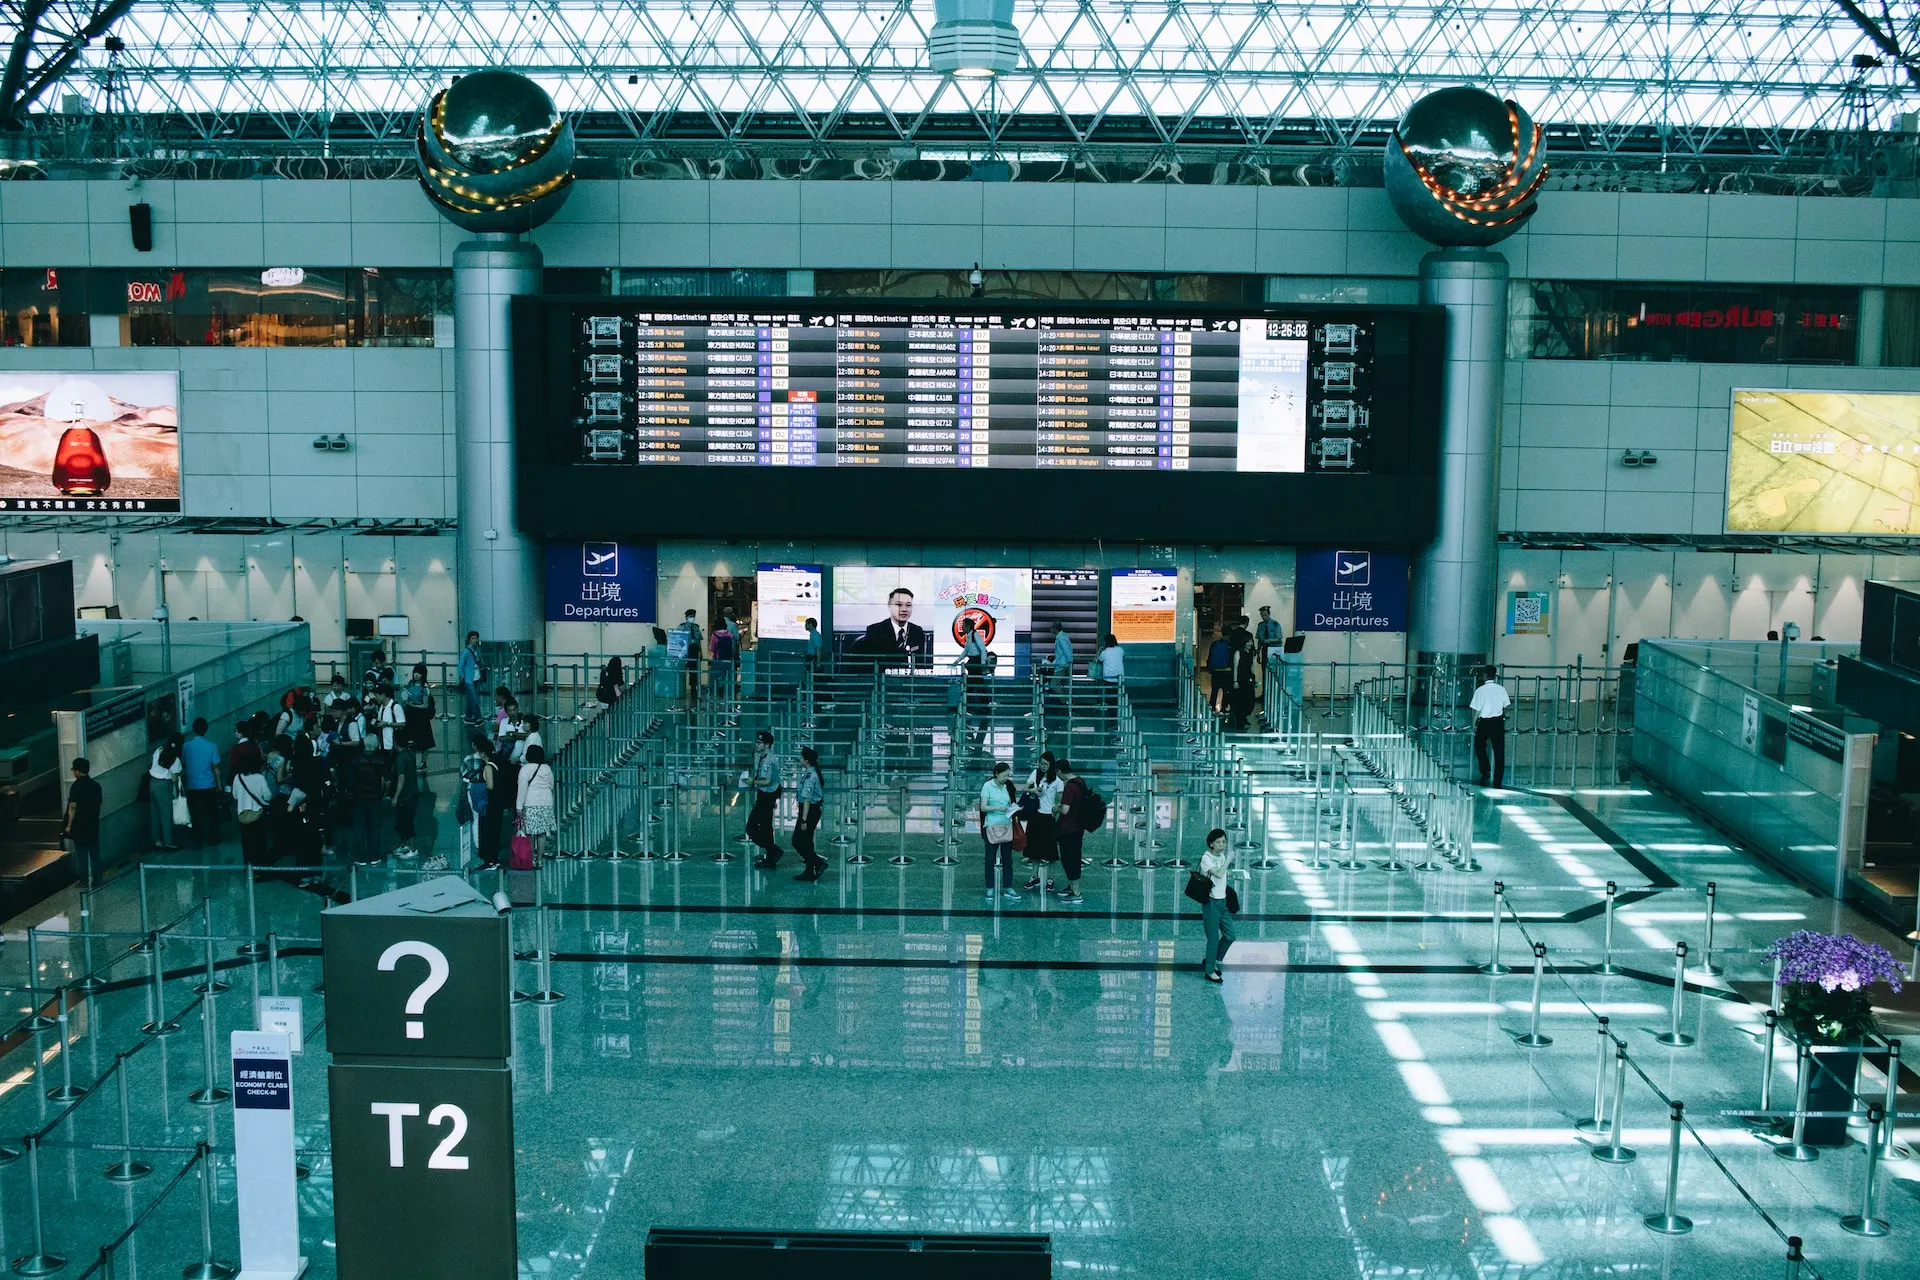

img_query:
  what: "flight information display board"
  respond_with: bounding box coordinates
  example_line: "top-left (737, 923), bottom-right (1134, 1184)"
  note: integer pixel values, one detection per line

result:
top-left (564, 310), bottom-right (1377, 472)
top-left (515, 298), bottom-right (1445, 544)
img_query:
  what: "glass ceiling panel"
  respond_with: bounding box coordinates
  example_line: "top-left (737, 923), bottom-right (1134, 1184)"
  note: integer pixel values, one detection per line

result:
top-left (41, 1), bottom-right (1905, 136)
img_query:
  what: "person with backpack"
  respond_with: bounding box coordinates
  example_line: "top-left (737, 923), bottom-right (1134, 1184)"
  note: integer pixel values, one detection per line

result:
top-left (1206, 629), bottom-right (1232, 713)
top-left (464, 732), bottom-right (501, 868)
top-left (1051, 759), bottom-right (1093, 905)
top-left (678, 609), bottom-right (703, 702)
top-left (791, 746), bottom-right (828, 883)
top-left (977, 761), bottom-right (1020, 904)
top-left (710, 619), bottom-right (737, 695)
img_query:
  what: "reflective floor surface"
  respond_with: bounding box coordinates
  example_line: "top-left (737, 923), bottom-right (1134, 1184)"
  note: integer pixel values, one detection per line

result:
top-left (0, 744), bottom-right (1913, 1279)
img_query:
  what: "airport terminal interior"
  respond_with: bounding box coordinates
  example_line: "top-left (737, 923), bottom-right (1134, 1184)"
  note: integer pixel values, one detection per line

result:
top-left (4, 2), bottom-right (1920, 1277)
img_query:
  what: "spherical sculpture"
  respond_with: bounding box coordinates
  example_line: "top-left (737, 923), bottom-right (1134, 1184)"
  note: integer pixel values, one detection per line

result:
top-left (416, 70), bottom-right (575, 233)
top-left (1384, 87), bottom-right (1547, 248)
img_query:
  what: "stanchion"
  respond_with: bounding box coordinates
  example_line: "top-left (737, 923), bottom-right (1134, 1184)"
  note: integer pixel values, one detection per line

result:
top-left (193, 900), bottom-right (228, 995)
top-left (236, 869), bottom-right (266, 958)
top-left (75, 889), bottom-right (105, 993)
top-left (1596, 881), bottom-right (1621, 975)
top-left (888, 783), bottom-right (914, 866)
top-left (1696, 881), bottom-right (1724, 977)
top-left (12, 1134), bottom-right (66, 1276)
top-left (104, 1054), bottom-right (151, 1182)
top-left (1653, 942), bottom-right (1696, 1047)
top-left (182, 1143), bottom-right (237, 1280)
top-left (933, 786), bottom-right (959, 867)
top-left (1774, 1043), bottom-right (1820, 1162)
top-left (712, 785), bottom-right (736, 864)
top-left (1784, 1237), bottom-right (1803, 1278)
top-left (1478, 881), bottom-right (1511, 975)
top-left (189, 998), bottom-right (229, 1105)
top-left (132, 867), bottom-right (153, 952)
top-left (1881, 1038), bottom-right (1910, 1162)
top-left (45, 992), bottom-right (84, 1103)
top-left (516, 907), bottom-right (565, 1005)
top-left (1838, 1103), bottom-right (1892, 1236)
top-left (1745, 1010), bottom-right (1780, 1132)
top-left (25, 928), bottom-right (54, 1030)
top-left (844, 788), bottom-right (872, 866)
top-left (142, 933), bottom-right (179, 1036)
top-left (1643, 1100), bottom-right (1693, 1234)
top-left (1515, 943), bottom-right (1552, 1047)
top-left (1575, 1017), bottom-right (1611, 1134)
top-left (1592, 1042), bottom-right (1636, 1164)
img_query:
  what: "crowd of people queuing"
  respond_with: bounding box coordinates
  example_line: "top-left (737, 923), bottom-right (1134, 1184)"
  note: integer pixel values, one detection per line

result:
top-left (136, 638), bottom-right (560, 885)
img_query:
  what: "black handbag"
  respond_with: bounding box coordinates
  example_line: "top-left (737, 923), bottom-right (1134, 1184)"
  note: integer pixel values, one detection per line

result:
top-left (1185, 872), bottom-right (1240, 913)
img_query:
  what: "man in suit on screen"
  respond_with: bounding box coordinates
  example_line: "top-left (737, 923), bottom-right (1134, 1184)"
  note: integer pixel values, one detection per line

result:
top-left (858, 587), bottom-right (931, 670)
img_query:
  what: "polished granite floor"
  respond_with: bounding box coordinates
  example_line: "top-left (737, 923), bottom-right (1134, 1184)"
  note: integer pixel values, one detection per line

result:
top-left (0, 738), bottom-right (1914, 1278)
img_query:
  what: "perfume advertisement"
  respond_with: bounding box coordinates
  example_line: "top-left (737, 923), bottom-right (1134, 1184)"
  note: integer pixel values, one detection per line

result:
top-left (0, 372), bottom-right (181, 512)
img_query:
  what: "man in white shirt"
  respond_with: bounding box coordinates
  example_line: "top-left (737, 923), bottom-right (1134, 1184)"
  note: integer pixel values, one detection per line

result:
top-left (1470, 668), bottom-right (1512, 787)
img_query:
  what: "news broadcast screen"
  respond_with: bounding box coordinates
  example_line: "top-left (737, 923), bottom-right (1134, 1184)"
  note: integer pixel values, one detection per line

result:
top-left (515, 298), bottom-right (1446, 543)
top-left (832, 566), bottom-right (1031, 676)
top-left (1727, 390), bottom-right (1920, 534)
top-left (0, 372), bottom-right (181, 512)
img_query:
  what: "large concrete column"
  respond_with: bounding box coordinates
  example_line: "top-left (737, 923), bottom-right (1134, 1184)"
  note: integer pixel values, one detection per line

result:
top-left (454, 233), bottom-right (543, 673)
top-left (1411, 248), bottom-right (1508, 667)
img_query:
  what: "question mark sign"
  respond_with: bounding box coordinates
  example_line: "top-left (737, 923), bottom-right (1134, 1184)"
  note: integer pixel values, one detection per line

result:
top-left (377, 940), bottom-right (450, 1040)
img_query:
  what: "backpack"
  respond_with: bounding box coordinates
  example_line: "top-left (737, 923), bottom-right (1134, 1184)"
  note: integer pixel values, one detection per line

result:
top-left (459, 755), bottom-right (490, 823)
top-left (1075, 785), bottom-right (1108, 833)
top-left (1208, 637), bottom-right (1231, 669)
top-left (713, 629), bottom-right (735, 661)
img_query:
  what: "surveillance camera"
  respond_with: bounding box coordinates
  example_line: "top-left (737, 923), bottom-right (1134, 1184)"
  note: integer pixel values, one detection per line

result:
top-left (491, 890), bottom-right (513, 915)
top-left (1640, 452), bottom-right (1658, 466)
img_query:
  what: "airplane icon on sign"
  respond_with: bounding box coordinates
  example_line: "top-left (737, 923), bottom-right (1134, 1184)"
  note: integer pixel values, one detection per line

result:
top-left (1334, 551), bottom-right (1370, 587)
top-left (583, 543), bottom-right (619, 577)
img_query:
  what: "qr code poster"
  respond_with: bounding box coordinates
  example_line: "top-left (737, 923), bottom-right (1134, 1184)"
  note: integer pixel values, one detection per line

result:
top-left (1505, 591), bottom-right (1551, 636)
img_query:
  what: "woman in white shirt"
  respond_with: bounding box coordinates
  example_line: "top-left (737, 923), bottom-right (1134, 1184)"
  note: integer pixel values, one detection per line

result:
top-left (1197, 827), bottom-right (1236, 983)
top-left (230, 759), bottom-right (273, 866)
top-left (148, 738), bottom-right (184, 851)
top-left (1096, 634), bottom-right (1125, 682)
top-left (1020, 753), bottom-right (1061, 890)
top-left (516, 743), bottom-right (557, 860)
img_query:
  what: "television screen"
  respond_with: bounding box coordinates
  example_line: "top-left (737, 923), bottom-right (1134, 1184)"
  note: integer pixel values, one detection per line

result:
top-left (1728, 390), bottom-right (1920, 534)
top-left (0, 372), bottom-right (181, 513)
top-left (832, 566), bottom-right (1030, 676)
top-left (514, 298), bottom-right (1445, 543)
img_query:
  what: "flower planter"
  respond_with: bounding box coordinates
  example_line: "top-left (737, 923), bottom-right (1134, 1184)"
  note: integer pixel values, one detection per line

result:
top-left (1802, 1046), bottom-right (1860, 1147)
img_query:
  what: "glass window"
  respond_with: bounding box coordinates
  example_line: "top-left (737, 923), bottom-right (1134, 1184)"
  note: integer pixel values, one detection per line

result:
top-left (1886, 288), bottom-right (1920, 368)
top-left (0, 268), bottom-right (89, 346)
top-left (73, 268), bottom-right (451, 347)
top-left (354, 270), bottom-right (449, 347)
top-left (1523, 280), bottom-right (1860, 364)
top-left (815, 269), bottom-right (1261, 303)
top-left (616, 268), bottom-right (787, 296)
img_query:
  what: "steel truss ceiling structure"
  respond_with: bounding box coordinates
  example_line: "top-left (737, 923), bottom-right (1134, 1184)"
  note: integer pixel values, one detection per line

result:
top-left (5, 1), bottom-right (1915, 166)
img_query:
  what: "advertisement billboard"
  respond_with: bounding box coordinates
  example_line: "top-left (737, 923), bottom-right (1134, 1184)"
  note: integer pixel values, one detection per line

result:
top-left (831, 566), bottom-right (1030, 675)
top-left (755, 564), bottom-right (824, 641)
top-left (0, 372), bottom-right (181, 512)
top-left (1110, 568), bottom-right (1178, 644)
top-left (1728, 390), bottom-right (1920, 534)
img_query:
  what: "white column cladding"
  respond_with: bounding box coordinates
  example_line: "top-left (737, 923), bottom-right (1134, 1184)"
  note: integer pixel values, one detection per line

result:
top-left (454, 233), bottom-right (543, 653)
top-left (1411, 248), bottom-right (1508, 661)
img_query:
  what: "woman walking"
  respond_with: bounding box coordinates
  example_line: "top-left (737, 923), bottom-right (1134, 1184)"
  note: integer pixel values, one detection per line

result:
top-left (792, 746), bottom-right (828, 882)
top-left (978, 761), bottom-right (1020, 903)
top-left (148, 736), bottom-right (183, 851)
top-left (1197, 828), bottom-right (1237, 982)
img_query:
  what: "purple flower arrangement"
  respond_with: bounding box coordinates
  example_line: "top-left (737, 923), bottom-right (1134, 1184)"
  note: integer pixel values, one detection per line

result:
top-left (1766, 930), bottom-right (1905, 1044)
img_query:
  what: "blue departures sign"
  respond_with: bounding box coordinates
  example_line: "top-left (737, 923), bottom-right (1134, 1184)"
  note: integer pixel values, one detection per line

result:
top-left (1296, 549), bottom-right (1409, 631)
top-left (544, 541), bottom-right (657, 623)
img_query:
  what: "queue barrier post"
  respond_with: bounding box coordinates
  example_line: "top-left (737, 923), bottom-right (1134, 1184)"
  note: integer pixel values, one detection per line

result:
top-left (188, 995), bottom-right (229, 1106)
top-left (45, 992), bottom-right (84, 1103)
top-left (1591, 1041), bottom-right (1637, 1165)
top-left (1774, 1043), bottom-right (1820, 1162)
top-left (1839, 1105), bottom-right (1891, 1237)
top-left (1574, 1017), bottom-right (1611, 1134)
top-left (13, 1134), bottom-right (66, 1276)
top-left (1478, 881), bottom-right (1511, 976)
top-left (1514, 942), bottom-right (1552, 1048)
top-left (183, 1143), bottom-right (237, 1280)
top-left (104, 1053), bottom-right (152, 1183)
top-left (1653, 942), bottom-right (1696, 1047)
top-left (1882, 1039), bottom-right (1910, 1162)
top-left (1643, 1100), bottom-right (1694, 1235)
top-left (1597, 880), bottom-right (1621, 975)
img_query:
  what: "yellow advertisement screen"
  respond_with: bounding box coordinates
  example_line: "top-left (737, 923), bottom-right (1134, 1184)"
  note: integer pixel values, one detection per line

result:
top-left (1728, 390), bottom-right (1920, 534)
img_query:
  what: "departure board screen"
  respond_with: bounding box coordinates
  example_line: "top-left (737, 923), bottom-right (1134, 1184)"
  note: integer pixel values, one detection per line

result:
top-left (569, 310), bottom-right (1376, 472)
top-left (515, 297), bottom-right (1445, 544)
